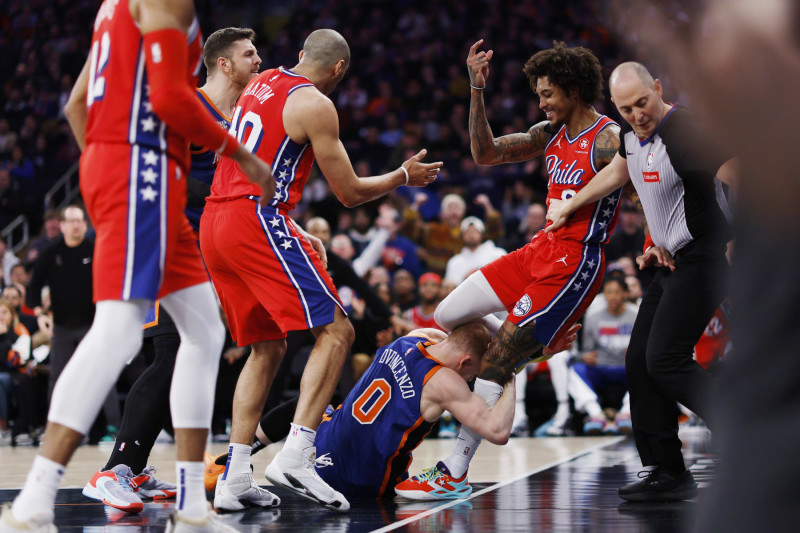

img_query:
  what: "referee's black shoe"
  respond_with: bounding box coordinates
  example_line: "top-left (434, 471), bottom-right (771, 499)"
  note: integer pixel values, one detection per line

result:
top-left (618, 467), bottom-right (698, 502)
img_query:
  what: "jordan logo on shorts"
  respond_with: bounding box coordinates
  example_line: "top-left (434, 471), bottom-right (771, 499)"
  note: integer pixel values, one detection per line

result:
top-left (556, 255), bottom-right (568, 266)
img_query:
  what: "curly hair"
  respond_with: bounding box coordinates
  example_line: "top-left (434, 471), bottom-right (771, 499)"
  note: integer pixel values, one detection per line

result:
top-left (523, 41), bottom-right (604, 105)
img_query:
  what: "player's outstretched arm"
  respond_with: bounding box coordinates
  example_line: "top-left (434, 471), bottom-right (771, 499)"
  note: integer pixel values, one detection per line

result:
top-left (64, 56), bottom-right (91, 151)
top-left (546, 152), bottom-right (630, 232)
top-left (425, 370), bottom-right (515, 445)
top-left (297, 91), bottom-right (442, 207)
top-left (137, 0), bottom-right (275, 201)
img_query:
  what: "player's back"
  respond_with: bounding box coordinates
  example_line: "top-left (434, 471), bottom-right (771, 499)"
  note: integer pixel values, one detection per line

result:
top-left (85, 0), bottom-right (203, 168)
top-left (543, 116), bottom-right (622, 245)
top-left (316, 335), bottom-right (444, 498)
top-left (210, 67), bottom-right (315, 209)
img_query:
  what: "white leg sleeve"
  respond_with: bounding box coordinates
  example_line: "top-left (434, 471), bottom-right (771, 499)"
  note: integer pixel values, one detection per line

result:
top-left (568, 366), bottom-right (601, 414)
top-left (434, 271), bottom-right (506, 334)
top-left (161, 282), bottom-right (226, 429)
top-left (546, 350), bottom-right (571, 403)
top-left (620, 392), bottom-right (631, 415)
top-left (48, 300), bottom-right (149, 434)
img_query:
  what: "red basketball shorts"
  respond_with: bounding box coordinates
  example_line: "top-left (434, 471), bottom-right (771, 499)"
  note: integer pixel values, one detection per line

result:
top-left (481, 231), bottom-right (605, 347)
top-left (80, 143), bottom-right (208, 302)
top-left (200, 198), bottom-right (344, 345)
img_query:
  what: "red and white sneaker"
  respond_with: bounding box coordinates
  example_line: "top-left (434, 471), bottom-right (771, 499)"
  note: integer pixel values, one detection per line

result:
top-left (132, 466), bottom-right (177, 500)
top-left (82, 465), bottom-right (144, 513)
top-left (394, 461), bottom-right (472, 500)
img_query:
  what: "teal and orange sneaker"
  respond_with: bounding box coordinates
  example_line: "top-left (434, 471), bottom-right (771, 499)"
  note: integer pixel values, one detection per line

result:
top-left (394, 461), bottom-right (472, 500)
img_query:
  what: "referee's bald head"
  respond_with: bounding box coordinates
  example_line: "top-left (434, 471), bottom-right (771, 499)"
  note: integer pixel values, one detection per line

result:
top-left (610, 62), bottom-right (656, 94)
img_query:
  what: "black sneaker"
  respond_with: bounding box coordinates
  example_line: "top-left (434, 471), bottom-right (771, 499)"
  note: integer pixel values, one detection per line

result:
top-left (618, 468), bottom-right (698, 502)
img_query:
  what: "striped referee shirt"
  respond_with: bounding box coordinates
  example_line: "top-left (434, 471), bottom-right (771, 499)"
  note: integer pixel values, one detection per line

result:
top-left (619, 107), bottom-right (730, 254)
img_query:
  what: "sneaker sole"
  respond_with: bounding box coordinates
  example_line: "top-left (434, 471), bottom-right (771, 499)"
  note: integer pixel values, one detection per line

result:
top-left (265, 463), bottom-right (348, 512)
top-left (82, 483), bottom-right (144, 513)
top-left (395, 486), bottom-right (472, 501)
top-left (138, 489), bottom-right (176, 500)
top-left (618, 485), bottom-right (699, 502)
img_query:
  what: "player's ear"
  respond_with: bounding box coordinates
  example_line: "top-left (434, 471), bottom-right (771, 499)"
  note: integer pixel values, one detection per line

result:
top-left (298, 50), bottom-right (305, 63)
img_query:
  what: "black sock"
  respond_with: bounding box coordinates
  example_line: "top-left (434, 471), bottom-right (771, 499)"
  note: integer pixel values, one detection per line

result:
top-left (251, 438), bottom-right (266, 455)
top-left (259, 397), bottom-right (300, 444)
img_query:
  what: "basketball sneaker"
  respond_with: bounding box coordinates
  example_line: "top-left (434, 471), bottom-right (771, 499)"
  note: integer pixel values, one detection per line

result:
top-left (82, 464), bottom-right (144, 513)
top-left (265, 446), bottom-right (349, 511)
top-left (165, 505), bottom-right (239, 533)
top-left (394, 461), bottom-right (472, 500)
top-left (204, 453), bottom-right (227, 493)
top-left (132, 466), bottom-right (176, 500)
top-left (583, 417), bottom-right (606, 435)
top-left (0, 504), bottom-right (55, 533)
top-left (214, 472), bottom-right (280, 511)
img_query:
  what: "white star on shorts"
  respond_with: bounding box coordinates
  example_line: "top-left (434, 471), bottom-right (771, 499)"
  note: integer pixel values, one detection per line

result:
top-left (141, 116), bottom-right (156, 132)
top-left (281, 240), bottom-right (292, 250)
top-left (142, 150), bottom-right (158, 167)
top-left (141, 167), bottom-right (158, 184)
top-left (269, 218), bottom-right (280, 228)
top-left (140, 186), bottom-right (158, 202)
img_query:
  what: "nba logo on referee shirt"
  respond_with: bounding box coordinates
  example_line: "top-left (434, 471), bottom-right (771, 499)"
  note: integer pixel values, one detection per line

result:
top-left (643, 151), bottom-right (659, 182)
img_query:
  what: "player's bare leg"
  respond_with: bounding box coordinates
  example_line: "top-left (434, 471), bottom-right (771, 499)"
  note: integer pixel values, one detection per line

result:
top-left (265, 307), bottom-right (354, 511)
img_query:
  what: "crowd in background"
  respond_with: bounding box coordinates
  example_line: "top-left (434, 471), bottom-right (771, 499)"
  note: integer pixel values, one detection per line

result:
top-left (0, 0), bottom-right (725, 445)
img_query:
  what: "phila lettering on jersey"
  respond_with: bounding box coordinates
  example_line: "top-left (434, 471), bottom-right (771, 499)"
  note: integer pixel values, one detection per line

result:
top-left (85, 0), bottom-right (204, 170)
top-left (543, 115), bottom-right (623, 244)
top-left (210, 67), bottom-right (315, 209)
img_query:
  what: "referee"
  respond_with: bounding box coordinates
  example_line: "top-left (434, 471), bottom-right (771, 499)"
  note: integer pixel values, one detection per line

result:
top-left (547, 62), bottom-right (734, 502)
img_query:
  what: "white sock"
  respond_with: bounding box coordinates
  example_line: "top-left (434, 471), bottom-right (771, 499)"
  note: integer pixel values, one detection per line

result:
top-left (222, 443), bottom-right (251, 480)
top-left (13, 455), bottom-right (64, 521)
top-left (443, 378), bottom-right (503, 478)
top-left (175, 461), bottom-right (206, 518)
top-left (586, 401), bottom-right (604, 420)
top-left (284, 423), bottom-right (316, 452)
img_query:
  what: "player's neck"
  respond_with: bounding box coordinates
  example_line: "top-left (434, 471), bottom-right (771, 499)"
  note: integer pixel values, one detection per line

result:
top-left (199, 77), bottom-right (242, 118)
top-left (564, 105), bottom-right (601, 138)
top-left (290, 63), bottom-right (324, 90)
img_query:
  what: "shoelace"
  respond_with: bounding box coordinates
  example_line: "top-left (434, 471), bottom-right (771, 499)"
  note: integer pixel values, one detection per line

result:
top-left (414, 466), bottom-right (445, 482)
top-left (314, 453), bottom-right (333, 468)
top-left (636, 469), bottom-right (657, 479)
top-left (115, 470), bottom-right (137, 493)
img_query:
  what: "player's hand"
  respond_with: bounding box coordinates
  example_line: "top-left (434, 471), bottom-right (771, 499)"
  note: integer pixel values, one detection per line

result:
top-left (232, 146), bottom-right (276, 207)
top-left (402, 149), bottom-right (442, 187)
top-left (413, 192), bottom-right (428, 208)
top-left (545, 198), bottom-right (573, 233)
top-left (223, 347), bottom-right (247, 365)
top-left (543, 323), bottom-right (581, 356)
top-left (636, 245), bottom-right (675, 271)
top-left (467, 39), bottom-right (493, 88)
top-left (299, 229), bottom-right (328, 268)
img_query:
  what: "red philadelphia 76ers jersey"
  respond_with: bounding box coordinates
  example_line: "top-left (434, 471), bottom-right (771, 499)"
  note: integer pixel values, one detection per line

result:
top-left (544, 116), bottom-right (622, 245)
top-left (85, 0), bottom-right (204, 170)
top-left (211, 67), bottom-right (316, 210)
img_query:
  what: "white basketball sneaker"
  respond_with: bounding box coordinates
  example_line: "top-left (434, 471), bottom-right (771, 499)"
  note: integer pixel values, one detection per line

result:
top-left (165, 506), bottom-right (239, 533)
top-left (0, 504), bottom-right (56, 533)
top-left (214, 472), bottom-right (280, 511)
top-left (265, 446), bottom-right (349, 512)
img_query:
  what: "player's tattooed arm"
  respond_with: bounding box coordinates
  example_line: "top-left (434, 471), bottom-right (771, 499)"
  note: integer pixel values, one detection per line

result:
top-left (478, 321), bottom-right (543, 383)
top-left (593, 124), bottom-right (621, 171)
top-left (469, 87), bottom-right (552, 165)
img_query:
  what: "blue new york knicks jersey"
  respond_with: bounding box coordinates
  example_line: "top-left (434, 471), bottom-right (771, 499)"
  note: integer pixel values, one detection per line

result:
top-left (186, 89), bottom-right (231, 231)
top-left (315, 335), bottom-right (444, 498)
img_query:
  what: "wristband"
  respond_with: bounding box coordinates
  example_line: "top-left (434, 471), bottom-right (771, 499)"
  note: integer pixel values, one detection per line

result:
top-left (470, 84), bottom-right (486, 90)
top-left (400, 166), bottom-right (409, 186)
top-left (643, 233), bottom-right (654, 254)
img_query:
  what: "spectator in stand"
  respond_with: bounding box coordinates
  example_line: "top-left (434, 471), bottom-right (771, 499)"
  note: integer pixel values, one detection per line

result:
top-left (0, 239), bottom-right (20, 288)
top-left (605, 203), bottom-right (646, 262)
top-left (25, 205), bottom-right (94, 399)
top-left (403, 273), bottom-right (445, 331)
top-left (403, 193), bottom-right (503, 277)
top-left (25, 209), bottom-right (61, 265)
top-left (392, 269), bottom-right (418, 313)
top-left (347, 207), bottom-right (379, 257)
top-left (329, 210), bottom-right (392, 278)
top-left (380, 206), bottom-right (422, 279)
top-left (575, 277), bottom-right (638, 435)
top-left (2, 286), bottom-right (37, 335)
top-left (502, 201), bottom-right (546, 251)
top-left (625, 275), bottom-right (643, 306)
top-left (445, 216), bottom-right (507, 284)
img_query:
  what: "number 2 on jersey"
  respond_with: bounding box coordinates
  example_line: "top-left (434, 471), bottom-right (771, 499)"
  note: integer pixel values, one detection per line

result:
top-left (87, 31), bottom-right (110, 105)
top-left (352, 378), bottom-right (391, 425)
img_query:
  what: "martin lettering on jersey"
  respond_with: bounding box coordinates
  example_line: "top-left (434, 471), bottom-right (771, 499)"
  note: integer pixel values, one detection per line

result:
top-left (376, 347), bottom-right (416, 399)
top-left (243, 82), bottom-right (275, 104)
top-left (545, 155), bottom-right (586, 186)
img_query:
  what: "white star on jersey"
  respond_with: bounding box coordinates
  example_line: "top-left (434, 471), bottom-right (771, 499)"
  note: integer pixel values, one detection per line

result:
top-left (141, 168), bottom-right (158, 184)
top-left (580, 271), bottom-right (590, 281)
top-left (278, 170), bottom-right (289, 180)
top-left (601, 208), bottom-right (613, 218)
top-left (282, 157), bottom-right (293, 167)
top-left (587, 259), bottom-right (596, 268)
top-left (281, 240), bottom-right (292, 250)
top-left (143, 101), bottom-right (153, 113)
top-left (140, 186), bottom-right (158, 202)
top-left (573, 282), bottom-right (583, 291)
top-left (142, 150), bottom-right (158, 167)
top-left (269, 218), bottom-right (280, 228)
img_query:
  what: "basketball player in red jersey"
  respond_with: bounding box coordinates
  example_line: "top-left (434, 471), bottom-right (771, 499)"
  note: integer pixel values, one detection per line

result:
top-left (396, 40), bottom-right (623, 500)
top-left (201, 29), bottom-right (441, 512)
top-left (0, 1), bottom-right (274, 532)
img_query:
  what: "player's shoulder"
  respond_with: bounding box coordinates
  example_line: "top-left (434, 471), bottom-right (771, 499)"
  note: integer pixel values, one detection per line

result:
top-left (406, 329), bottom-right (447, 344)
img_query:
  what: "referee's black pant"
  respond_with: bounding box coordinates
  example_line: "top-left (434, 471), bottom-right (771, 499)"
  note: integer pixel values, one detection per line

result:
top-left (626, 240), bottom-right (728, 474)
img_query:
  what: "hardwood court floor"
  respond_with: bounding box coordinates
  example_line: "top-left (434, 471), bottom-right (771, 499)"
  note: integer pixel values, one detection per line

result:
top-left (0, 429), bottom-right (714, 531)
